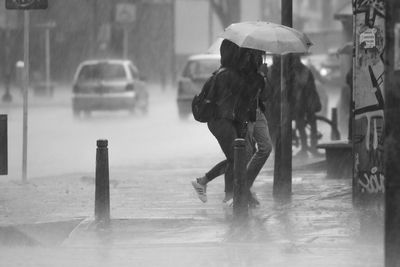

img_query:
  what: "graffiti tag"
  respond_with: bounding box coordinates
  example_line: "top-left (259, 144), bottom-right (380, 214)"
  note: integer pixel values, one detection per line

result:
top-left (359, 167), bottom-right (385, 193)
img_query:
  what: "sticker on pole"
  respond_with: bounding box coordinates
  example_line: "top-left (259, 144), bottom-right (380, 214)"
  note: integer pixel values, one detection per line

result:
top-left (360, 28), bottom-right (377, 49)
top-left (6, 0), bottom-right (48, 10)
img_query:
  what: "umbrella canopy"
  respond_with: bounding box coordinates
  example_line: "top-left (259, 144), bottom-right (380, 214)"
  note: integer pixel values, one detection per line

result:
top-left (219, 21), bottom-right (313, 55)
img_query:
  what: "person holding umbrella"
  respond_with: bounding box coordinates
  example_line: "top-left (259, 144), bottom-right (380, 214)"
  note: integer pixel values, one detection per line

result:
top-left (191, 39), bottom-right (254, 203)
top-left (192, 21), bottom-right (312, 204)
top-left (191, 41), bottom-right (273, 206)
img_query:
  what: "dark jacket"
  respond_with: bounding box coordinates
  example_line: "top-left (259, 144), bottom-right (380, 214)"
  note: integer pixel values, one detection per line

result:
top-left (238, 71), bottom-right (265, 122)
top-left (264, 57), bottom-right (321, 123)
top-left (211, 41), bottom-right (265, 125)
top-left (290, 60), bottom-right (321, 121)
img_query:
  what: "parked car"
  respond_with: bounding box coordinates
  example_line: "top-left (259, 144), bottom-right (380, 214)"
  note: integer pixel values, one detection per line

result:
top-left (176, 54), bottom-right (220, 119)
top-left (72, 59), bottom-right (148, 116)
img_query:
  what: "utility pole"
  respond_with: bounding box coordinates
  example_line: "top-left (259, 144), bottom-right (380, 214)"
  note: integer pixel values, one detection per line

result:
top-left (115, 3), bottom-right (136, 59)
top-left (91, 0), bottom-right (98, 57)
top-left (2, 12), bottom-right (12, 103)
top-left (45, 24), bottom-right (51, 94)
top-left (385, 1), bottom-right (400, 266)
top-left (273, 0), bottom-right (292, 200)
top-left (22, 10), bottom-right (30, 183)
top-left (208, 1), bottom-right (213, 46)
top-left (36, 21), bottom-right (56, 95)
top-left (6, 0), bottom-right (48, 184)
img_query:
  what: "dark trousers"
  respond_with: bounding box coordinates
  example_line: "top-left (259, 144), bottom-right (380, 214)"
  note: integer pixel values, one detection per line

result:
top-left (207, 118), bottom-right (237, 194)
top-left (206, 112), bottom-right (272, 193)
top-left (206, 118), bottom-right (253, 195)
top-left (296, 113), bottom-right (318, 153)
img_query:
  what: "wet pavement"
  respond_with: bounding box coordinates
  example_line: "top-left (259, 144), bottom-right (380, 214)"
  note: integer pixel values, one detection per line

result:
top-left (0, 84), bottom-right (384, 266)
top-left (0, 155), bottom-right (384, 267)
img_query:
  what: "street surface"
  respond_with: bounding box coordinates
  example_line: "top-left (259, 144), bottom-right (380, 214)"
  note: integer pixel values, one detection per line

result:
top-left (0, 84), bottom-right (383, 266)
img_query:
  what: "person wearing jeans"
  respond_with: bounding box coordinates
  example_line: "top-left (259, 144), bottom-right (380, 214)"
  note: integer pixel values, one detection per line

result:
top-left (246, 108), bottom-right (272, 192)
top-left (191, 46), bottom-right (271, 205)
top-left (192, 106), bottom-right (273, 206)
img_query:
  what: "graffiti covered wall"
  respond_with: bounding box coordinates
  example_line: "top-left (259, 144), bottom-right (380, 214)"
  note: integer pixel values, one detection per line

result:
top-left (353, 0), bottom-right (385, 200)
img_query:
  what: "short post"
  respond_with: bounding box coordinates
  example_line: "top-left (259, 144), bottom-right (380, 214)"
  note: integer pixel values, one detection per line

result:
top-left (95, 139), bottom-right (110, 227)
top-left (0, 115), bottom-right (7, 175)
top-left (331, 107), bottom-right (340, 140)
top-left (233, 138), bottom-right (248, 221)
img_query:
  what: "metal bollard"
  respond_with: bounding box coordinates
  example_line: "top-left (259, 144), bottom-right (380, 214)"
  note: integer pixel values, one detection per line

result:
top-left (0, 115), bottom-right (7, 175)
top-left (233, 138), bottom-right (248, 221)
top-left (331, 107), bottom-right (341, 140)
top-left (95, 139), bottom-right (110, 226)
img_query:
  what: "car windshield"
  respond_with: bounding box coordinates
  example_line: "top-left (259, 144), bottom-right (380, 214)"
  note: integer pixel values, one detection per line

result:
top-left (78, 63), bottom-right (126, 81)
top-left (184, 59), bottom-right (220, 79)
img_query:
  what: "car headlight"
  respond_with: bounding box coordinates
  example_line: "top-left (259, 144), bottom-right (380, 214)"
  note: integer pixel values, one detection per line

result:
top-left (319, 68), bottom-right (329, 77)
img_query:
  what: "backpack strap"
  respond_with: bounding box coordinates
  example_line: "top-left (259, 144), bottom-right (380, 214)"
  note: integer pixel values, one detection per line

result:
top-left (211, 67), bottom-right (234, 106)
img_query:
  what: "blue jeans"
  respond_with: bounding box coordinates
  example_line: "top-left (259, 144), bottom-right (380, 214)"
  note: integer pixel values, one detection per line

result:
top-left (246, 110), bottom-right (273, 188)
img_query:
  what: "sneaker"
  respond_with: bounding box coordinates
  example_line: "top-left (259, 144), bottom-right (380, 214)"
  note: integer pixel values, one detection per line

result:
top-left (222, 193), bottom-right (233, 203)
top-left (294, 149), bottom-right (308, 159)
top-left (309, 149), bottom-right (325, 158)
top-left (225, 198), bottom-right (233, 207)
top-left (249, 192), bottom-right (260, 208)
top-left (191, 180), bottom-right (207, 203)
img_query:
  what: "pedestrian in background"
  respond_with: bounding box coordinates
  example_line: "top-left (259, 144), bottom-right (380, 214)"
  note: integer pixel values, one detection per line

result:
top-left (290, 54), bottom-right (321, 157)
top-left (265, 55), bottom-right (321, 157)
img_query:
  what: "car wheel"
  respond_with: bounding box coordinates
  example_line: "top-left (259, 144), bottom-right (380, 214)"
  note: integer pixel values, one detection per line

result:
top-left (140, 100), bottom-right (149, 114)
top-left (128, 107), bottom-right (135, 114)
top-left (83, 110), bottom-right (91, 117)
top-left (73, 108), bottom-right (81, 118)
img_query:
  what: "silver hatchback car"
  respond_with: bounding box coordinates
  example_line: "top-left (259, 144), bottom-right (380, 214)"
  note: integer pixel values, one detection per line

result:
top-left (176, 54), bottom-right (220, 119)
top-left (72, 59), bottom-right (148, 116)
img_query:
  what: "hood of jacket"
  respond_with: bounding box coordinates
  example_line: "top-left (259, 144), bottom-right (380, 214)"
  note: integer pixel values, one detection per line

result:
top-left (220, 39), bottom-right (239, 69)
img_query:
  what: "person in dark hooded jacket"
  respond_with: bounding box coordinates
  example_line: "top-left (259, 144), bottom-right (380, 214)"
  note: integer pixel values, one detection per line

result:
top-left (290, 55), bottom-right (321, 157)
top-left (265, 55), bottom-right (321, 157)
top-left (191, 39), bottom-right (250, 203)
top-left (191, 40), bottom-right (272, 205)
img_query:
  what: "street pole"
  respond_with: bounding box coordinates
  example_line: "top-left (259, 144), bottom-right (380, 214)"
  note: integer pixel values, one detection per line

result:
top-left (2, 12), bottom-right (12, 103)
top-left (123, 25), bottom-right (129, 58)
top-left (385, 1), bottom-right (400, 266)
top-left (22, 10), bottom-right (30, 183)
top-left (273, 0), bottom-right (292, 199)
top-left (260, 0), bottom-right (266, 20)
top-left (95, 139), bottom-right (110, 227)
top-left (35, 22), bottom-right (55, 96)
top-left (233, 138), bottom-right (248, 221)
top-left (45, 27), bottom-right (51, 95)
top-left (208, 1), bottom-right (213, 46)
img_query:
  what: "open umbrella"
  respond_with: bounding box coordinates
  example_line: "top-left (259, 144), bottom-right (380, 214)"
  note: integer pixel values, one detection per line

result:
top-left (219, 21), bottom-right (313, 55)
top-left (217, 21), bottom-right (313, 176)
